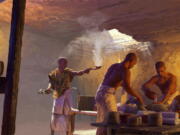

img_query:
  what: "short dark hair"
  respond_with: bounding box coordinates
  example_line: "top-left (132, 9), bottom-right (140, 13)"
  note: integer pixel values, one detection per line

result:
top-left (155, 61), bottom-right (165, 69)
top-left (124, 53), bottom-right (137, 62)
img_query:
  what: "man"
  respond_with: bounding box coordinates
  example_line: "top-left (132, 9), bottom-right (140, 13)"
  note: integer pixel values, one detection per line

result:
top-left (142, 61), bottom-right (179, 106)
top-left (41, 57), bottom-right (100, 135)
top-left (95, 53), bottom-right (144, 135)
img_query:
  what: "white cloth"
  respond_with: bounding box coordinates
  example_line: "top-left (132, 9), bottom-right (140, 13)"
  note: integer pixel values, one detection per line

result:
top-left (119, 89), bottom-right (129, 106)
top-left (51, 89), bottom-right (73, 132)
top-left (51, 114), bottom-right (69, 133)
top-left (52, 89), bottom-right (73, 115)
top-left (95, 85), bottom-right (117, 123)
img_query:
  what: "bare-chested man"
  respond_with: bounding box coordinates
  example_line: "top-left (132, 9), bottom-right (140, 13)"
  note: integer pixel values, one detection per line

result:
top-left (95, 53), bottom-right (144, 135)
top-left (142, 61), bottom-right (179, 105)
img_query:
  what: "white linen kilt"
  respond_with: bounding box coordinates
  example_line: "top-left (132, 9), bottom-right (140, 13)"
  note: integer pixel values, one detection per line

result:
top-left (51, 89), bottom-right (73, 133)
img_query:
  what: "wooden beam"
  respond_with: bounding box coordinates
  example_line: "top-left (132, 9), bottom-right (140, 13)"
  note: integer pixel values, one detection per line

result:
top-left (0, 77), bottom-right (6, 93)
top-left (0, 61), bottom-right (4, 76)
top-left (1, 0), bottom-right (26, 134)
top-left (0, 61), bottom-right (6, 93)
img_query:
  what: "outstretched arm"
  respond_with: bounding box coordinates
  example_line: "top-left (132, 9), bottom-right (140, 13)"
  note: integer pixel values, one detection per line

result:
top-left (71, 66), bottom-right (101, 76)
top-left (71, 68), bottom-right (91, 76)
top-left (122, 69), bottom-right (144, 105)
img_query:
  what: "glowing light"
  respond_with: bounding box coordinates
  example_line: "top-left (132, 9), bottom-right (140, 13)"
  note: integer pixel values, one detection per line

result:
top-left (107, 29), bottom-right (152, 55)
top-left (108, 29), bottom-right (138, 45)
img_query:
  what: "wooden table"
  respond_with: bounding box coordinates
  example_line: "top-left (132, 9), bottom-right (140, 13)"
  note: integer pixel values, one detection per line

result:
top-left (91, 123), bottom-right (180, 135)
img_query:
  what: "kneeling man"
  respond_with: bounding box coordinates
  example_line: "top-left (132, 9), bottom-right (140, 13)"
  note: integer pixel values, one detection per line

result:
top-left (142, 61), bottom-right (179, 106)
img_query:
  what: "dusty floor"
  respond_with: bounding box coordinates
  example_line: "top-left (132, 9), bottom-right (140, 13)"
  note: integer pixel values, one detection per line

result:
top-left (16, 116), bottom-right (97, 135)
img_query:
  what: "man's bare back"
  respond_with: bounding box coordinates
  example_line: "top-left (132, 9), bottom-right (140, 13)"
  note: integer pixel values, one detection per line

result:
top-left (102, 63), bottom-right (128, 89)
top-left (100, 53), bottom-right (144, 105)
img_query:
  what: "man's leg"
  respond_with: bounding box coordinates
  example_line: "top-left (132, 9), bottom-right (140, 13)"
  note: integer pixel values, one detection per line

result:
top-left (51, 130), bottom-right (54, 135)
top-left (70, 114), bottom-right (75, 134)
top-left (66, 114), bottom-right (75, 135)
top-left (96, 93), bottom-right (117, 135)
top-left (50, 115), bottom-right (54, 135)
top-left (105, 93), bottom-right (118, 112)
top-left (96, 103), bottom-right (107, 135)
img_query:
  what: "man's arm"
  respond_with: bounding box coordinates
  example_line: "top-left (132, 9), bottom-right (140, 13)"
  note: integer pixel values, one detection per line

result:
top-left (122, 69), bottom-right (144, 105)
top-left (160, 75), bottom-right (177, 104)
top-left (142, 76), bottom-right (157, 91)
top-left (71, 66), bottom-right (101, 76)
top-left (71, 68), bottom-right (92, 76)
top-left (38, 83), bottom-right (53, 94)
top-left (142, 76), bottom-right (158, 100)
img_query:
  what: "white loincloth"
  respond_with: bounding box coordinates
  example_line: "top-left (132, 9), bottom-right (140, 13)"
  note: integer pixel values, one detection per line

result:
top-left (119, 89), bottom-right (129, 106)
top-left (95, 85), bottom-right (117, 123)
top-left (51, 89), bottom-right (73, 133)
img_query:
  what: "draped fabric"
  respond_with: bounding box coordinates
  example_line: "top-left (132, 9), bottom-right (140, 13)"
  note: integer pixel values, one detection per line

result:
top-left (51, 89), bottom-right (73, 133)
top-left (48, 68), bottom-right (74, 98)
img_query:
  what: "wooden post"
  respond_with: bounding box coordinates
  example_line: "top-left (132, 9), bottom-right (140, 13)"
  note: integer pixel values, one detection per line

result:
top-left (0, 61), bottom-right (6, 93)
top-left (1, 0), bottom-right (26, 134)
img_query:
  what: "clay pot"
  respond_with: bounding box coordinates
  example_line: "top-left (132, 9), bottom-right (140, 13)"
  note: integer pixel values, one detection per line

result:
top-left (120, 113), bottom-right (135, 124)
top-left (104, 112), bottom-right (120, 125)
top-left (141, 115), bottom-right (148, 124)
top-left (148, 113), bottom-right (163, 126)
top-left (127, 116), bottom-right (142, 126)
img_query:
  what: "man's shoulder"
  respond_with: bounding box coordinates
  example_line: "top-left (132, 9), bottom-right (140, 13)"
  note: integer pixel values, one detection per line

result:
top-left (168, 72), bottom-right (176, 80)
top-left (168, 72), bottom-right (176, 77)
top-left (48, 68), bottom-right (58, 80)
top-left (64, 68), bottom-right (73, 74)
top-left (48, 68), bottom-right (58, 76)
top-left (110, 63), bottom-right (119, 67)
top-left (111, 63), bottom-right (123, 69)
top-left (49, 68), bottom-right (58, 74)
top-left (149, 75), bottom-right (159, 81)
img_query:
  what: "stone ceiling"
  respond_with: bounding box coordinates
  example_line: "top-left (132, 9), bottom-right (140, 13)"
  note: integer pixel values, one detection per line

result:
top-left (1, 0), bottom-right (180, 44)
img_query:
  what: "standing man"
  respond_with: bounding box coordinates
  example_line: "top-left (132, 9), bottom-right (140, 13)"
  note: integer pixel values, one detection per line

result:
top-left (40, 57), bottom-right (101, 135)
top-left (142, 61), bottom-right (179, 106)
top-left (95, 53), bottom-right (144, 135)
